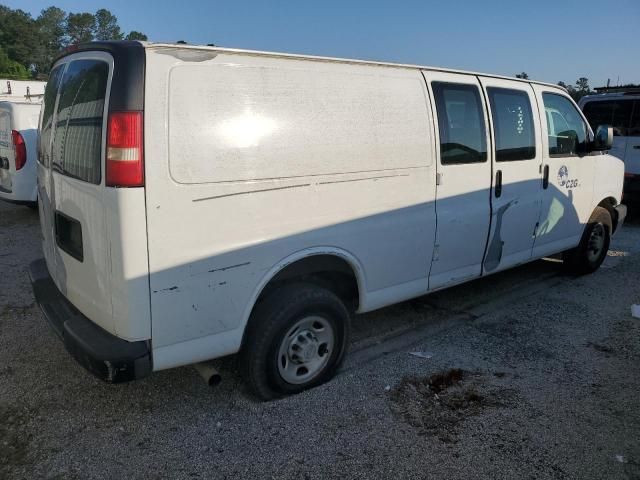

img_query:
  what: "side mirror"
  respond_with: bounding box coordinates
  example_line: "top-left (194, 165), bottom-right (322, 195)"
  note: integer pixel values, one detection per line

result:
top-left (593, 125), bottom-right (613, 151)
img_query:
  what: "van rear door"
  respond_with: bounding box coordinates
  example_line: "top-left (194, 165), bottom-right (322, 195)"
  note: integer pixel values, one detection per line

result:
top-left (39, 52), bottom-right (115, 333)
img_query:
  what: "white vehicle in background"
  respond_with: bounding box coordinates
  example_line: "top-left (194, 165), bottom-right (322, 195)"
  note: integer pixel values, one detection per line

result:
top-left (29, 41), bottom-right (626, 400)
top-left (0, 101), bottom-right (41, 206)
top-left (0, 79), bottom-right (46, 102)
top-left (579, 87), bottom-right (640, 204)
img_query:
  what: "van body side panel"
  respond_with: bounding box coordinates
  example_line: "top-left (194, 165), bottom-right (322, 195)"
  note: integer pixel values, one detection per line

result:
top-left (144, 49), bottom-right (437, 366)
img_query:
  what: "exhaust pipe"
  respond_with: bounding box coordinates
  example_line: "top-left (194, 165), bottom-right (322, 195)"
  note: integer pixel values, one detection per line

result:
top-left (193, 361), bottom-right (222, 387)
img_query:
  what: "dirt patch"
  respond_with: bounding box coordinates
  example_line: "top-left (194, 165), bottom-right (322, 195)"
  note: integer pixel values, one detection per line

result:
top-left (389, 368), bottom-right (514, 442)
top-left (0, 404), bottom-right (33, 477)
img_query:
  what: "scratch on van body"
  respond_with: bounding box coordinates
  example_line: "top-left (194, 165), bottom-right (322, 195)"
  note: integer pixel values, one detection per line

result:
top-left (484, 199), bottom-right (517, 272)
top-left (153, 286), bottom-right (179, 293)
top-left (208, 261), bottom-right (251, 273)
top-left (318, 174), bottom-right (409, 185)
top-left (193, 184), bottom-right (310, 202)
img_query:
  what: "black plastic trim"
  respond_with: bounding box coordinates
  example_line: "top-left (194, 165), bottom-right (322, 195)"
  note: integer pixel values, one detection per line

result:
top-left (54, 41), bottom-right (146, 112)
top-left (29, 258), bottom-right (152, 383)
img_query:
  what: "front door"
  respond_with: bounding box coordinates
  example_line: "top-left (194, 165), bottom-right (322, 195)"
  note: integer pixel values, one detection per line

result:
top-left (479, 77), bottom-right (543, 272)
top-left (422, 71), bottom-right (492, 289)
top-left (531, 87), bottom-right (595, 256)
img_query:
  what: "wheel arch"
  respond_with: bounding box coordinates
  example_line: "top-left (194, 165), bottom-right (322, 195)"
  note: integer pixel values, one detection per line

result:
top-left (239, 247), bottom-right (366, 346)
top-left (595, 196), bottom-right (618, 233)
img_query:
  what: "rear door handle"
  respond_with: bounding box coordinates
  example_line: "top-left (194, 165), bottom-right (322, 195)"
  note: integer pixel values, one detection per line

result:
top-left (495, 170), bottom-right (502, 198)
top-left (543, 165), bottom-right (549, 189)
top-left (633, 145), bottom-right (640, 150)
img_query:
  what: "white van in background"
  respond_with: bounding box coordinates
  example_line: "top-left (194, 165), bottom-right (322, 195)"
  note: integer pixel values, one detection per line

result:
top-left (0, 101), bottom-right (41, 206)
top-left (0, 79), bottom-right (46, 102)
top-left (579, 88), bottom-right (640, 204)
top-left (29, 41), bottom-right (626, 400)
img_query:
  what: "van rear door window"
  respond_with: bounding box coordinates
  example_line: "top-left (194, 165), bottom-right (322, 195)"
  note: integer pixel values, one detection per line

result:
top-left (432, 82), bottom-right (487, 165)
top-left (52, 59), bottom-right (109, 184)
top-left (487, 87), bottom-right (535, 161)
top-left (38, 65), bottom-right (64, 167)
top-left (582, 99), bottom-right (633, 136)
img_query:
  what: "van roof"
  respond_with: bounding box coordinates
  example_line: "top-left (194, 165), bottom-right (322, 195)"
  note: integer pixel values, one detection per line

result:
top-left (59, 40), bottom-right (566, 93)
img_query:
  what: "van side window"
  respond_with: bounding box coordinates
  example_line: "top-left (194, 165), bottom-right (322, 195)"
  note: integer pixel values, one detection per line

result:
top-left (52, 60), bottom-right (109, 184)
top-left (542, 93), bottom-right (588, 157)
top-left (582, 99), bottom-right (633, 136)
top-left (432, 82), bottom-right (487, 165)
top-left (38, 65), bottom-right (65, 167)
top-left (487, 88), bottom-right (535, 161)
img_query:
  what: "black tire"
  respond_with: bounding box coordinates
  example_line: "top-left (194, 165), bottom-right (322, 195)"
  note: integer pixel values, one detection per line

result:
top-left (563, 206), bottom-right (611, 275)
top-left (239, 282), bottom-right (350, 401)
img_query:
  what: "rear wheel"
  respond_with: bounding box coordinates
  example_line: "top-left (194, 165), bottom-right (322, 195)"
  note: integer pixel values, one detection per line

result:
top-left (563, 207), bottom-right (611, 275)
top-left (240, 283), bottom-right (350, 400)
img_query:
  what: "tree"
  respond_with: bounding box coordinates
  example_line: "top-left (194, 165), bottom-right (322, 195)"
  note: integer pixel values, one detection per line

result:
top-left (125, 31), bottom-right (148, 41)
top-left (94, 9), bottom-right (123, 40)
top-left (0, 6), bottom-right (40, 69)
top-left (66, 12), bottom-right (95, 44)
top-left (0, 46), bottom-right (30, 79)
top-left (515, 72), bottom-right (529, 79)
top-left (575, 77), bottom-right (590, 94)
top-left (35, 6), bottom-right (66, 74)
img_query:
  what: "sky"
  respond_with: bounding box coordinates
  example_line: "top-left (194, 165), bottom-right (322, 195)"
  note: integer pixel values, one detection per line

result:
top-left (7, 0), bottom-right (640, 88)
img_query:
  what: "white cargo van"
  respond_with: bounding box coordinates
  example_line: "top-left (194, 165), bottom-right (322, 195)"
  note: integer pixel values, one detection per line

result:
top-left (579, 88), bottom-right (640, 204)
top-left (30, 41), bottom-right (626, 399)
top-left (0, 101), bottom-right (41, 205)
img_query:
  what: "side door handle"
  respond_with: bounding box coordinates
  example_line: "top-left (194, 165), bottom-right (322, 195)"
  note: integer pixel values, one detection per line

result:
top-left (495, 170), bottom-right (502, 198)
top-left (543, 165), bottom-right (549, 189)
top-left (633, 145), bottom-right (640, 150)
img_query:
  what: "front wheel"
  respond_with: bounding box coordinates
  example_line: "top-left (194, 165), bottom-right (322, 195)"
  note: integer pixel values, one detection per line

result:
top-left (240, 283), bottom-right (350, 400)
top-left (563, 206), bottom-right (611, 275)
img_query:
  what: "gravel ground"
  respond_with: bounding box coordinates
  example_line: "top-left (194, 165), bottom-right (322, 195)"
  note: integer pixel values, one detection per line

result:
top-left (1, 200), bottom-right (639, 480)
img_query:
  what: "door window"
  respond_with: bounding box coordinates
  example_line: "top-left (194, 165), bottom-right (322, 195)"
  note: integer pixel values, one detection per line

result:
top-left (52, 59), bottom-right (109, 184)
top-left (38, 65), bottom-right (65, 167)
top-left (487, 87), bottom-right (536, 161)
top-left (432, 82), bottom-right (487, 164)
top-left (542, 93), bottom-right (588, 157)
top-left (582, 99), bottom-right (633, 136)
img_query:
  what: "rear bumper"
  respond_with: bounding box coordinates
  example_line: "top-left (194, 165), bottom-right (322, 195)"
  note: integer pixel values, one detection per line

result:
top-left (29, 258), bottom-right (152, 383)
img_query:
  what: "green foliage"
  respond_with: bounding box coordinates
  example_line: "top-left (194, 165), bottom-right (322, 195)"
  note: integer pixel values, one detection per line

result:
top-left (66, 12), bottom-right (96, 44)
top-left (94, 9), bottom-right (123, 40)
top-left (35, 6), bottom-right (66, 74)
top-left (0, 46), bottom-right (30, 79)
top-left (515, 72), bottom-right (529, 79)
top-left (0, 5), bottom-right (148, 78)
top-left (557, 78), bottom-right (593, 101)
top-left (125, 31), bottom-right (148, 41)
top-left (0, 6), bottom-right (41, 68)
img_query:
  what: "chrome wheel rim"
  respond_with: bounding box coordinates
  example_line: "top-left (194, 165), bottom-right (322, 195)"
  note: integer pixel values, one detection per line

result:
top-left (277, 316), bottom-right (335, 385)
top-left (587, 223), bottom-right (606, 263)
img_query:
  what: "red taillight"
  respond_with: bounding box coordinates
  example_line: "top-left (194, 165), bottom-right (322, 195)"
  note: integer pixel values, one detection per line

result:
top-left (11, 130), bottom-right (26, 170)
top-left (106, 111), bottom-right (144, 187)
